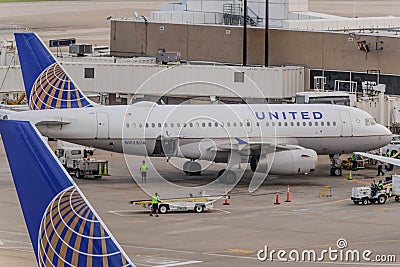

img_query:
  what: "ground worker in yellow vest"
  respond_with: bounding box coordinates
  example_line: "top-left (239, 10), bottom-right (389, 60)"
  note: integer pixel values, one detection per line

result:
top-left (140, 160), bottom-right (147, 183)
top-left (150, 192), bottom-right (159, 217)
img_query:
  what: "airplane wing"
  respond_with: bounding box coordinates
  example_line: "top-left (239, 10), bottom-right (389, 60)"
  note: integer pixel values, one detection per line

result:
top-left (356, 152), bottom-right (400, 166)
top-left (210, 137), bottom-right (302, 152)
top-left (0, 120), bottom-right (134, 267)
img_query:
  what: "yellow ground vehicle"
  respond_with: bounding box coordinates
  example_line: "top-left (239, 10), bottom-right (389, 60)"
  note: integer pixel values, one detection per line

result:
top-left (129, 195), bottom-right (223, 214)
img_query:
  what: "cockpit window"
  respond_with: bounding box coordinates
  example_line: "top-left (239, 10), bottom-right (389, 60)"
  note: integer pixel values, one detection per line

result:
top-left (365, 118), bottom-right (377, 126)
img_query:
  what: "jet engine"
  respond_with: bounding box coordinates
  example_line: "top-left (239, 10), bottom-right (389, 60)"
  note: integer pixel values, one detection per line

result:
top-left (250, 148), bottom-right (318, 175)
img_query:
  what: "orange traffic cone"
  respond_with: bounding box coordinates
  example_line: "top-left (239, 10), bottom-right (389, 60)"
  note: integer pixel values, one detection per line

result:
top-left (285, 185), bottom-right (291, 203)
top-left (223, 194), bottom-right (230, 205)
top-left (274, 189), bottom-right (280, 205)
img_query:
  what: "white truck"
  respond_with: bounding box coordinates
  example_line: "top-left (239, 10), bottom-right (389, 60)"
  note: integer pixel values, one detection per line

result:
top-left (392, 175), bottom-right (400, 202)
top-left (55, 146), bottom-right (108, 179)
top-left (351, 182), bottom-right (388, 205)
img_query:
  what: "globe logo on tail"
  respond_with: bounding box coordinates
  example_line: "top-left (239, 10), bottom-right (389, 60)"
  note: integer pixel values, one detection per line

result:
top-left (30, 63), bottom-right (92, 110)
top-left (38, 186), bottom-right (131, 266)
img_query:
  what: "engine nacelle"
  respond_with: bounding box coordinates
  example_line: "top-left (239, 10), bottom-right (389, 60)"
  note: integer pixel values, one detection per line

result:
top-left (251, 148), bottom-right (318, 175)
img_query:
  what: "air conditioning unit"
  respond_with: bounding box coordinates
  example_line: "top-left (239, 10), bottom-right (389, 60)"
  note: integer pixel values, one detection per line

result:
top-left (69, 44), bottom-right (92, 56)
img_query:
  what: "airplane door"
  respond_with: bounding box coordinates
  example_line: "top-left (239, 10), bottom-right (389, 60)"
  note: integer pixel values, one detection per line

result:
top-left (96, 112), bottom-right (109, 139)
top-left (339, 110), bottom-right (353, 137)
top-left (244, 119), bottom-right (252, 133)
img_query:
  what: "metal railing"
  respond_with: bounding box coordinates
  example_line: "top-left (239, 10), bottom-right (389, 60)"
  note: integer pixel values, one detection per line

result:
top-left (222, 3), bottom-right (262, 26)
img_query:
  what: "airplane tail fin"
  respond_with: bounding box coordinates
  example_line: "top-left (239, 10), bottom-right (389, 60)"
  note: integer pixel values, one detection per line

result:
top-left (14, 32), bottom-right (94, 110)
top-left (0, 120), bottom-right (133, 267)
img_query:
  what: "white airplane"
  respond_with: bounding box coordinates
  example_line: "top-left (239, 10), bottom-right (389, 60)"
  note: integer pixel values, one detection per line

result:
top-left (0, 33), bottom-right (393, 185)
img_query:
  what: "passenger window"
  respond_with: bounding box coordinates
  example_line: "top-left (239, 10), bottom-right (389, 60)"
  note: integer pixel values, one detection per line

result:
top-left (202, 123), bottom-right (206, 127)
top-left (240, 122), bottom-right (243, 127)
top-left (278, 122), bottom-right (282, 126)
top-left (189, 123), bottom-right (193, 127)
top-left (333, 121), bottom-right (337, 126)
top-left (177, 123), bottom-right (180, 127)
top-left (184, 123), bottom-right (187, 127)
top-left (233, 122), bottom-right (237, 127)
top-left (297, 122), bottom-right (300, 126)
top-left (227, 122), bottom-right (231, 127)
top-left (315, 122), bottom-right (318, 126)
top-left (133, 123), bottom-right (136, 128)
top-left (196, 123), bottom-right (200, 127)
top-left (327, 121), bottom-right (330, 126)
top-left (158, 123), bottom-right (162, 128)
top-left (256, 122), bottom-right (259, 127)
top-left (164, 123), bottom-right (167, 128)
top-left (151, 123), bottom-right (155, 128)
top-left (272, 122), bottom-right (275, 126)
top-left (126, 123), bottom-right (130, 128)
top-left (246, 121), bottom-right (251, 127)
top-left (139, 123), bottom-right (143, 128)
top-left (171, 123), bottom-right (174, 127)
top-left (303, 122), bottom-right (306, 126)
top-left (309, 122), bottom-right (312, 126)
top-left (284, 122), bottom-right (288, 127)
top-left (321, 121), bottom-right (324, 126)
top-left (145, 123), bottom-right (149, 128)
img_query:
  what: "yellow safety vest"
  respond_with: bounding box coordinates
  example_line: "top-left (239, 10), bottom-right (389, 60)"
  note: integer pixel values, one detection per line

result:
top-left (141, 164), bottom-right (147, 172)
top-left (151, 195), bottom-right (158, 204)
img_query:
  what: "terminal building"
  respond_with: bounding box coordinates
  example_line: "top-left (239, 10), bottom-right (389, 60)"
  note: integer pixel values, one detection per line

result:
top-left (2, 0), bottom-right (400, 131)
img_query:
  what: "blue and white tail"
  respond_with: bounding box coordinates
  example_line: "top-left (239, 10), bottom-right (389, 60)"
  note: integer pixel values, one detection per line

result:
top-left (0, 120), bottom-right (134, 267)
top-left (15, 33), bottom-right (94, 110)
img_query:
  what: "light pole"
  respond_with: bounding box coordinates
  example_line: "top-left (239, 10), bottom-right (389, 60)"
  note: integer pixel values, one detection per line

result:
top-left (265, 0), bottom-right (269, 67)
top-left (353, 0), bottom-right (357, 18)
top-left (243, 0), bottom-right (248, 66)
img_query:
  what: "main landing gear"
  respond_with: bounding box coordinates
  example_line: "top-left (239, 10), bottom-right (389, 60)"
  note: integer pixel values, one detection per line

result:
top-left (329, 154), bottom-right (342, 176)
top-left (183, 160), bottom-right (202, 176)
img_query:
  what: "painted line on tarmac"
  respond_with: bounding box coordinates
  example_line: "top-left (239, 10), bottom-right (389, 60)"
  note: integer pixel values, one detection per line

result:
top-left (0, 246), bottom-right (33, 253)
top-left (214, 208), bottom-right (231, 214)
top-left (153, 260), bottom-right (202, 267)
top-left (226, 248), bottom-right (255, 254)
top-left (0, 230), bottom-right (29, 236)
top-left (203, 252), bottom-right (257, 260)
top-left (122, 245), bottom-right (197, 255)
top-left (0, 239), bottom-right (30, 244)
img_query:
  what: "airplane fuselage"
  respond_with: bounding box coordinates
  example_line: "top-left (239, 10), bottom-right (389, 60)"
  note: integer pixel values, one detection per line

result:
top-left (5, 103), bottom-right (392, 163)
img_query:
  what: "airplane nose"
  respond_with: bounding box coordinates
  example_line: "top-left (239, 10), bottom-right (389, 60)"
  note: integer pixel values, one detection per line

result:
top-left (379, 125), bottom-right (392, 146)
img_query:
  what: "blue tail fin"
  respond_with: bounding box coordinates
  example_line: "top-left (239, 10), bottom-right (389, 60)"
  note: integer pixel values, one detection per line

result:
top-left (15, 33), bottom-right (94, 110)
top-left (0, 120), bottom-right (134, 267)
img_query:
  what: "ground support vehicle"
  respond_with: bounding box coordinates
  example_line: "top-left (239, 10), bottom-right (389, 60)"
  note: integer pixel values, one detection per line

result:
top-left (129, 195), bottom-right (223, 214)
top-left (56, 146), bottom-right (109, 179)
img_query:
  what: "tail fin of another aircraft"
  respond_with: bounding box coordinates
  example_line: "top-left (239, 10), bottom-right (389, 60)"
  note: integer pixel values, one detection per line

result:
top-left (14, 32), bottom-right (94, 110)
top-left (0, 120), bottom-right (133, 267)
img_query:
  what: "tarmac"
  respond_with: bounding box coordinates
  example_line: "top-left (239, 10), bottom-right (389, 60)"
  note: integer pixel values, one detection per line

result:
top-left (1, 139), bottom-right (400, 267)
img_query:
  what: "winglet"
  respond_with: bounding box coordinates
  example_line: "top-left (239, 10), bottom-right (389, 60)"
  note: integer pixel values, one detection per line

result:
top-left (0, 120), bottom-right (133, 266)
top-left (235, 137), bottom-right (248, 145)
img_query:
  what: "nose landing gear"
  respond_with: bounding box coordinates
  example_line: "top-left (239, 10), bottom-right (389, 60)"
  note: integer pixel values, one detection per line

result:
top-left (329, 154), bottom-right (342, 176)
